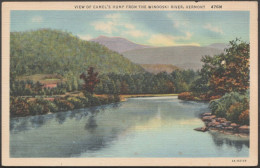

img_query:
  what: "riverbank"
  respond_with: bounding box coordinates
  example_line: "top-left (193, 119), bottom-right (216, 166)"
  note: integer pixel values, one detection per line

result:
top-left (121, 94), bottom-right (178, 101)
top-left (11, 93), bottom-right (178, 118)
top-left (96, 94), bottom-right (178, 101)
top-left (194, 112), bottom-right (249, 137)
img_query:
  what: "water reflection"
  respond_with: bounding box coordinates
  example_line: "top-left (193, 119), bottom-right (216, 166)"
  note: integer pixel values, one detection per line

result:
top-left (10, 103), bottom-right (121, 134)
top-left (84, 115), bottom-right (98, 133)
top-left (209, 131), bottom-right (249, 152)
top-left (10, 97), bottom-right (249, 157)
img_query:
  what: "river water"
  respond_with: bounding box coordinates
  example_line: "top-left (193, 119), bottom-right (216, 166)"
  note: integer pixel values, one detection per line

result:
top-left (10, 96), bottom-right (249, 157)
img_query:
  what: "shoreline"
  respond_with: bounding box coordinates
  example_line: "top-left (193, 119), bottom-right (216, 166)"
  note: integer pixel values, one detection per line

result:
top-left (96, 94), bottom-right (178, 102)
top-left (194, 112), bottom-right (249, 137)
top-left (11, 94), bottom-right (178, 118)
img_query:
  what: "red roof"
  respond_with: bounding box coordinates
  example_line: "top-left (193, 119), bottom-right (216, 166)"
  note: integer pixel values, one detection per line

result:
top-left (43, 83), bottom-right (57, 88)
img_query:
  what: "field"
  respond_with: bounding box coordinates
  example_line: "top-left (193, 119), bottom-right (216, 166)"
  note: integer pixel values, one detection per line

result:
top-left (17, 74), bottom-right (63, 84)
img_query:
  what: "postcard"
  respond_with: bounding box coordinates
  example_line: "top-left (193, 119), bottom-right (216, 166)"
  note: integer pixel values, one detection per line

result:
top-left (1, 1), bottom-right (258, 166)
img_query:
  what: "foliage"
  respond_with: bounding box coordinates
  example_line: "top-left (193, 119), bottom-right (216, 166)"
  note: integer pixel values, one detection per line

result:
top-left (80, 67), bottom-right (100, 94)
top-left (239, 110), bottom-right (249, 125)
top-left (226, 101), bottom-right (248, 124)
top-left (10, 97), bottom-right (30, 117)
top-left (197, 39), bottom-right (249, 96)
top-left (178, 92), bottom-right (193, 100)
top-left (10, 29), bottom-right (144, 80)
top-left (95, 70), bottom-right (198, 95)
top-left (209, 91), bottom-right (249, 124)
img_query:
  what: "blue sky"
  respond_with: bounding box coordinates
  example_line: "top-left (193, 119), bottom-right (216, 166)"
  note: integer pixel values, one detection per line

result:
top-left (11, 11), bottom-right (249, 46)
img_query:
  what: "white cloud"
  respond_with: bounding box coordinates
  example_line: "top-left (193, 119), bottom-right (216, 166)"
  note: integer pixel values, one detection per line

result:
top-left (148, 34), bottom-right (175, 46)
top-left (174, 32), bottom-right (193, 40)
top-left (123, 30), bottom-right (145, 38)
top-left (173, 20), bottom-right (189, 28)
top-left (203, 23), bottom-right (223, 34)
top-left (148, 32), bottom-right (196, 46)
top-left (78, 34), bottom-right (93, 40)
top-left (91, 13), bottom-right (144, 37)
top-left (91, 21), bottom-right (116, 34)
top-left (167, 13), bottom-right (189, 28)
top-left (31, 16), bottom-right (43, 23)
top-left (124, 23), bottom-right (135, 29)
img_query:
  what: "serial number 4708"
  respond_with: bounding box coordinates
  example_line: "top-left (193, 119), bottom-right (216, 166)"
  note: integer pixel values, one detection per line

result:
top-left (211, 5), bottom-right (222, 9)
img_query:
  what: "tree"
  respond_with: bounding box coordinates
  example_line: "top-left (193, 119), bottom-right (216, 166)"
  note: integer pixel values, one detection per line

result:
top-left (200, 39), bottom-right (249, 95)
top-left (80, 67), bottom-right (100, 94)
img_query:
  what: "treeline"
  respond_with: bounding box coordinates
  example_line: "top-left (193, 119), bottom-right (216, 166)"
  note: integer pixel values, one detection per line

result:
top-left (178, 39), bottom-right (250, 125)
top-left (11, 69), bottom-right (199, 97)
top-left (10, 79), bottom-right (82, 96)
top-left (10, 93), bottom-right (120, 118)
top-left (95, 70), bottom-right (198, 94)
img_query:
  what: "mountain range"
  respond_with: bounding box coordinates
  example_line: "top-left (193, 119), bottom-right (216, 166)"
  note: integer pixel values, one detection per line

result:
top-left (89, 36), bottom-right (227, 70)
top-left (90, 35), bottom-right (152, 53)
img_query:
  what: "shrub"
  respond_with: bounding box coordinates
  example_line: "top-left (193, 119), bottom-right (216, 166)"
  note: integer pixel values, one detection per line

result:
top-left (54, 98), bottom-right (74, 111)
top-left (226, 101), bottom-right (248, 123)
top-left (10, 97), bottom-right (30, 117)
top-left (46, 101), bottom-right (58, 113)
top-left (239, 109), bottom-right (249, 125)
top-left (113, 94), bottom-right (121, 102)
top-left (209, 95), bottom-right (221, 100)
top-left (67, 96), bottom-right (83, 109)
top-left (209, 91), bottom-right (249, 120)
top-left (77, 96), bottom-right (90, 107)
top-left (178, 92), bottom-right (193, 100)
top-left (28, 101), bottom-right (44, 115)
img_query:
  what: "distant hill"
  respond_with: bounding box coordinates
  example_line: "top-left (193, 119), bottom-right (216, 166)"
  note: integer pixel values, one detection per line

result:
top-left (140, 64), bottom-right (179, 74)
top-left (122, 46), bottom-right (224, 70)
top-left (207, 43), bottom-right (228, 50)
top-left (90, 35), bottom-right (152, 53)
top-left (10, 29), bottom-right (144, 79)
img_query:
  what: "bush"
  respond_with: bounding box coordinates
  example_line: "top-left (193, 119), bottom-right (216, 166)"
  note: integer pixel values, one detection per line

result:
top-left (77, 96), bottom-right (90, 107)
top-left (54, 98), bottom-right (74, 111)
top-left (28, 101), bottom-right (44, 115)
top-left (46, 101), bottom-right (58, 113)
top-left (113, 94), bottom-right (121, 102)
top-left (209, 95), bottom-right (221, 100)
top-left (10, 97), bottom-right (30, 117)
top-left (67, 96), bottom-right (83, 109)
top-left (209, 91), bottom-right (249, 122)
top-left (178, 92), bottom-right (193, 100)
top-left (226, 101), bottom-right (248, 123)
top-left (239, 109), bottom-right (249, 125)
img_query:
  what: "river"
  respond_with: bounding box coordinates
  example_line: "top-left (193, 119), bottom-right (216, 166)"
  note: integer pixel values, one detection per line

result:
top-left (10, 96), bottom-right (249, 157)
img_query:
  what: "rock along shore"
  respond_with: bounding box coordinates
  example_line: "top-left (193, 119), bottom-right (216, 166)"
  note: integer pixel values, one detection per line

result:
top-left (194, 112), bottom-right (249, 136)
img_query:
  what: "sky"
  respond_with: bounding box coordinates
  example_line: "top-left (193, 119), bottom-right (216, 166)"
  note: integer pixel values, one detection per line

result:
top-left (11, 10), bottom-right (249, 47)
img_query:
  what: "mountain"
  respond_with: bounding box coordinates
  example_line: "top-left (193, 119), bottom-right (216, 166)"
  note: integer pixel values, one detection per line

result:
top-left (10, 29), bottom-right (144, 78)
top-left (122, 46), bottom-right (224, 70)
top-left (140, 64), bottom-right (179, 74)
top-left (207, 43), bottom-right (228, 50)
top-left (90, 35), bottom-right (152, 53)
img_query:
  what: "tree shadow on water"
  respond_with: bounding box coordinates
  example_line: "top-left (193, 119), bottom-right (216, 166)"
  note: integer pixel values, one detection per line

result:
top-left (84, 115), bottom-right (98, 133)
top-left (209, 131), bottom-right (249, 152)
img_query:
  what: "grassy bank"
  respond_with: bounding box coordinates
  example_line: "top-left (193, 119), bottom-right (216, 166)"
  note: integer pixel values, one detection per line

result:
top-left (96, 94), bottom-right (178, 101)
top-left (11, 93), bottom-right (178, 118)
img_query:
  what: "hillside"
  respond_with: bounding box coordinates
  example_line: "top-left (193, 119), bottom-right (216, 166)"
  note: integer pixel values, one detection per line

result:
top-left (10, 29), bottom-right (144, 79)
top-left (140, 64), bottom-right (179, 74)
top-left (207, 43), bottom-right (228, 50)
top-left (122, 46), bottom-right (224, 70)
top-left (90, 35), bottom-right (152, 53)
